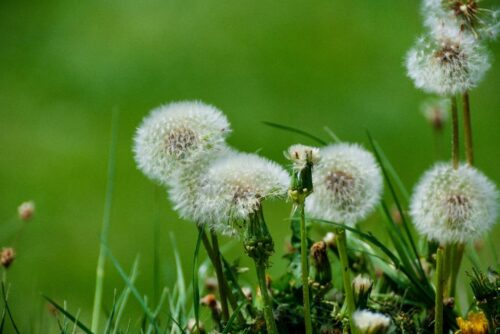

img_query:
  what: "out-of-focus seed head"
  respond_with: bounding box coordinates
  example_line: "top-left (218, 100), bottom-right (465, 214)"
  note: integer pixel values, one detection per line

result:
top-left (18, 201), bottom-right (35, 221)
top-left (1, 248), bottom-right (15, 269)
top-left (353, 310), bottom-right (392, 334)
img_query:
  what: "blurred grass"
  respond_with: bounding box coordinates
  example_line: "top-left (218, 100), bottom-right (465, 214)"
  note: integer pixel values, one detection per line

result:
top-left (0, 0), bottom-right (499, 331)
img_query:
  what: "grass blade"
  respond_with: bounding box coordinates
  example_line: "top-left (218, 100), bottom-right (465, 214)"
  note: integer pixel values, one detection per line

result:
top-left (1, 282), bottom-right (19, 334)
top-left (91, 108), bottom-right (120, 333)
top-left (262, 121), bottom-right (327, 145)
top-left (222, 302), bottom-right (246, 334)
top-left (112, 256), bottom-right (140, 334)
top-left (192, 227), bottom-right (203, 332)
top-left (43, 296), bottom-right (93, 334)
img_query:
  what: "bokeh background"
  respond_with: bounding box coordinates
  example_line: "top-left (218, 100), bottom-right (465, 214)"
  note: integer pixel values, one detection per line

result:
top-left (1, 0), bottom-right (499, 331)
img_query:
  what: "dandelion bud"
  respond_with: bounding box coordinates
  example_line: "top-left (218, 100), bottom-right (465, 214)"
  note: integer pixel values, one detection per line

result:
top-left (306, 143), bottom-right (383, 226)
top-left (352, 275), bottom-right (373, 310)
top-left (204, 277), bottom-right (218, 292)
top-left (421, 98), bottom-right (449, 132)
top-left (323, 232), bottom-right (337, 250)
top-left (410, 163), bottom-right (498, 244)
top-left (353, 310), bottom-right (391, 334)
top-left (456, 311), bottom-right (489, 334)
top-left (406, 29), bottom-right (490, 96)
top-left (201, 294), bottom-right (222, 327)
top-left (242, 286), bottom-right (253, 301)
top-left (133, 101), bottom-right (231, 184)
top-left (18, 201), bottom-right (35, 221)
top-left (1, 247), bottom-right (15, 269)
top-left (310, 241), bottom-right (332, 290)
top-left (197, 152), bottom-right (289, 236)
top-left (285, 144), bottom-right (320, 203)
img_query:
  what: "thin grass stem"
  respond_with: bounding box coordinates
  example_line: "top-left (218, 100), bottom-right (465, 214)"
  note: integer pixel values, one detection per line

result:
top-left (434, 247), bottom-right (444, 334)
top-left (336, 228), bottom-right (356, 333)
top-left (298, 203), bottom-right (313, 334)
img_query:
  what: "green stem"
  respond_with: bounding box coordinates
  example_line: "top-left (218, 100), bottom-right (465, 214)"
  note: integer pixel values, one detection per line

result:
top-left (451, 95), bottom-right (459, 170)
top-left (336, 228), bottom-right (356, 333)
top-left (299, 204), bottom-right (313, 334)
top-left (209, 232), bottom-right (230, 323)
top-left (255, 263), bottom-right (278, 334)
top-left (462, 91), bottom-right (473, 166)
top-left (435, 247), bottom-right (444, 334)
top-left (91, 109), bottom-right (119, 333)
top-left (449, 243), bottom-right (465, 298)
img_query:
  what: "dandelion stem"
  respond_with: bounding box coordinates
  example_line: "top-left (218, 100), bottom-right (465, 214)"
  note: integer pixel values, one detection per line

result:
top-left (210, 231), bottom-right (230, 323)
top-left (462, 91), bottom-right (474, 166)
top-left (91, 109), bottom-right (119, 333)
top-left (255, 263), bottom-right (279, 334)
top-left (449, 243), bottom-right (465, 298)
top-left (451, 95), bottom-right (459, 169)
top-left (336, 228), bottom-right (356, 333)
top-left (298, 203), bottom-right (313, 334)
top-left (435, 247), bottom-right (445, 334)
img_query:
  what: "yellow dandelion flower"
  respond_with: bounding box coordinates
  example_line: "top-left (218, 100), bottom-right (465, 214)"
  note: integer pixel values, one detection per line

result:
top-left (455, 312), bottom-right (488, 334)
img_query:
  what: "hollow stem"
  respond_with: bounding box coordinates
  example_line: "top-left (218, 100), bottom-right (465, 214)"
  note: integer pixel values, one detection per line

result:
top-left (336, 228), bottom-right (356, 333)
top-left (451, 95), bottom-right (459, 169)
top-left (210, 231), bottom-right (230, 323)
top-left (435, 247), bottom-right (445, 334)
top-left (255, 263), bottom-right (279, 334)
top-left (462, 91), bottom-right (473, 166)
top-left (299, 203), bottom-right (313, 334)
top-left (449, 243), bottom-right (465, 298)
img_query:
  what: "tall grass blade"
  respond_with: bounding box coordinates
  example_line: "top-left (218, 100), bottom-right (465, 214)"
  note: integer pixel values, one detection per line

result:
top-left (222, 302), bottom-right (246, 334)
top-left (262, 121), bottom-right (327, 145)
top-left (43, 296), bottom-right (93, 334)
top-left (1, 282), bottom-right (19, 334)
top-left (112, 256), bottom-right (140, 334)
top-left (91, 108), bottom-right (120, 333)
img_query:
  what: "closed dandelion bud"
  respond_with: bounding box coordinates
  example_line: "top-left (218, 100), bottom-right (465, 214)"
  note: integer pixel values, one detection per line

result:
top-left (1, 247), bottom-right (15, 269)
top-left (405, 28), bottom-right (490, 96)
top-left (353, 310), bottom-right (391, 334)
top-left (410, 163), bottom-right (498, 244)
top-left (285, 144), bottom-right (320, 203)
top-left (197, 152), bottom-right (289, 237)
top-left (306, 143), bottom-right (383, 226)
top-left (310, 241), bottom-right (332, 289)
top-left (18, 201), bottom-right (35, 221)
top-left (456, 311), bottom-right (489, 334)
top-left (201, 294), bottom-right (222, 327)
top-left (352, 275), bottom-right (373, 310)
top-left (133, 101), bottom-right (231, 184)
top-left (421, 98), bottom-right (449, 132)
top-left (323, 232), bottom-right (337, 250)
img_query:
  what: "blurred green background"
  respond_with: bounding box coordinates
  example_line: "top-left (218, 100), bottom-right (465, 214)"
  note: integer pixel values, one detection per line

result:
top-left (1, 0), bottom-right (499, 331)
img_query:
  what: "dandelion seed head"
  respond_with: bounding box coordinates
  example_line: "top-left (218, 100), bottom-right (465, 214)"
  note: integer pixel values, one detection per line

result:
top-left (353, 275), bottom-right (373, 295)
top-left (1, 248), bottom-right (15, 269)
top-left (353, 310), bottom-right (391, 334)
top-left (410, 163), bottom-right (498, 244)
top-left (421, 98), bottom-right (450, 131)
top-left (285, 144), bottom-right (321, 171)
top-left (133, 101), bottom-right (231, 184)
top-left (306, 143), bottom-right (383, 226)
top-left (196, 152), bottom-right (290, 236)
top-left (18, 201), bottom-right (35, 221)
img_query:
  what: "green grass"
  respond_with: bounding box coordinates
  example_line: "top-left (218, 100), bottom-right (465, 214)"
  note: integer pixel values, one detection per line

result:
top-left (0, 0), bottom-right (499, 331)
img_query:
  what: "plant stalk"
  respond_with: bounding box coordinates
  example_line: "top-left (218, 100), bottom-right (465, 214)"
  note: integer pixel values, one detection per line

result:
top-left (299, 203), bottom-right (313, 334)
top-left (451, 95), bottom-right (459, 170)
top-left (255, 263), bottom-right (278, 334)
top-left (448, 243), bottom-right (465, 298)
top-left (336, 228), bottom-right (356, 333)
top-left (462, 91), bottom-right (473, 166)
top-left (435, 247), bottom-right (444, 334)
top-left (210, 231), bottom-right (230, 323)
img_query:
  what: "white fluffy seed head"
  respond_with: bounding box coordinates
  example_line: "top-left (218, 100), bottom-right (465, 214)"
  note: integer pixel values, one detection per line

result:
top-left (410, 163), bottom-right (498, 244)
top-left (285, 144), bottom-right (321, 171)
top-left (353, 310), bottom-right (391, 334)
top-left (405, 28), bottom-right (490, 95)
top-left (133, 101), bottom-right (231, 184)
top-left (305, 143), bottom-right (383, 226)
top-left (195, 152), bottom-right (290, 236)
top-left (421, 98), bottom-right (450, 131)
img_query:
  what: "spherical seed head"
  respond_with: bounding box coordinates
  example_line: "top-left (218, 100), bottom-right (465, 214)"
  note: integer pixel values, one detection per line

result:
top-left (410, 163), bottom-right (498, 244)
top-left (18, 201), bottom-right (35, 221)
top-left (1, 248), bottom-right (15, 269)
top-left (421, 98), bottom-right (450, 131)
top-left (353, 310), bottom-right (391, 334)
top-left (285, 144), bottom-right (321, 171)
top-left (405, 29), bottom-right (490, 95)
top-left (196, 152), bottom-right (290, 236)
top-left (305, 143), bottom-right (383, 226)
top-left (133, 101), bottom-right (231, 184)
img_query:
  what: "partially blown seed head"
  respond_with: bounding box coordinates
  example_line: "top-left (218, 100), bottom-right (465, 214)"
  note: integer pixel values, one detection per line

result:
top-left (133, 101), bottom-right (230, 184)
top-left (285, 144), bottom-right (320, 171)
top-left (306, 143), bottom-right (383, 226)
top-left (353, 310), bottom-right (391, 334)
top-left (410, 163), bottom-right (498, 244)
top-left (196, 152), bottom-right (290, 236)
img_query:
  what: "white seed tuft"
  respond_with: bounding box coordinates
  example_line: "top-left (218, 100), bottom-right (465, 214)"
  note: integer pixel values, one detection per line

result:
top-left (306, 143), bottom-right (383, 226)
top-left (195, 152), bottom-right (290, 236)
top-left (133, 101), bottom-right (231, 184)
top-left (353, 310), bottom-right (391, 334)
top-left (284, 144), bottom-right (321, 171)
top-left (410, 163), bottom-right (498, 244)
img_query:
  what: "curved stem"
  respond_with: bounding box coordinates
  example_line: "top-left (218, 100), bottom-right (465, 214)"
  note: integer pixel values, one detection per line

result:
top-left (451, 95), bottom-right (459, 169)
top-left (255, 263), bottom-right (278, 334)
top-left (435, 247), bottom-right (445, 334)
top-left (299, 204), bottom-right (313, 334)
top-left (462, 91), bottom-right (473, 166)
top-left (336, 228), bottom-right (356, 333)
